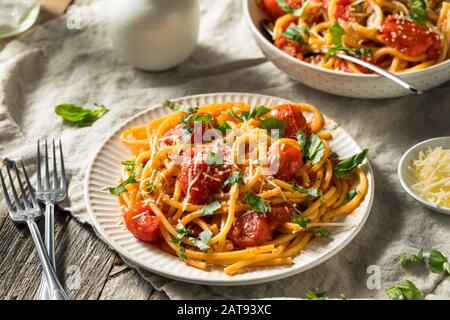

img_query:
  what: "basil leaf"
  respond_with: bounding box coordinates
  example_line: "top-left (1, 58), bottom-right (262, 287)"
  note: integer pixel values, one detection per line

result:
top-left (333, 149), bottom-right (368, 177)
top-left (228, 111), bottom-right (243, 121)
top-left (428, 249), bottom-right (450, 274)
top-left (162, 100), bottom-right (197, 114)
top-left (354, 4), bottom-right (363, 13)
top-left (330, 152), bottom-right (339, 160)
top-left (386, 280), bottom-right (424, 300)
top-left (292, 0), bottom-right (311, 17)
top-left (306, 134), bottom-right (324, 165)
top-left (108, 165), bottom-right (142, 196)
top-left (222, 171), bottom-right (244, 188)
top-left (121, 160), bottom-right (135, 171)
top-left (243, 192), bottom-right (270, 213)
top-left (172, 224), bottom-right (192, 245)
top-left (308, 227), bottom-right (330, 238)
top-left (55, 102), bottom-right (109, 127)
top-left (399, 248), bottom-right (425, 268)
top-left (255, 105), bottom-right (271, 118)
top-left (205, 152), bottom-right (223, 167)
top-left (297, 129), bottom-right (308, 154)
top-left (293, 185), bottom-right (323, 199)
top-left (292, 214), bottom-right (311, 228)
top-left (235, 106), bottom-right (270, 121)
top-left (261, 118), bottom-right (286, 137)
top-left (283, 25), bottom-right (310, 45)
top-left (180, 117), bottom-right (194, 142)
top-left (188, 114), bottom-right (213, 122)
top-left (200, 201), bottom-right (222, 215)
top-left (329, 22), bottom-right (345, 46)
top-left (179, 247), bottom-right (187, 261)
top-left (144, 184), bottom-right (156, 192)
top-left (216, 120), bottom-right (231, 136)
top-left (410, 0), bottom-right (428, 25)
top-left (306, 288), bottom-right (327, 300)
top-left (347, 189), bottom-right (358, 201)
top-left (189, 229), bottom-right (213, 252)
top-left (277, 0), bottom-right (294, 13)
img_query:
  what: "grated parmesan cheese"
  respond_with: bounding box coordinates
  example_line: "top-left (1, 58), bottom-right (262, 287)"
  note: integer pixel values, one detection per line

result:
top-left (409, 147), bottom-right (450, 208)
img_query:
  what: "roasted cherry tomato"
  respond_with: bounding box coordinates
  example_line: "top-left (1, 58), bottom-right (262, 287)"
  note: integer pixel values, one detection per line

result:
top-left (230, 211), bottom-right (273, 248)
top-left (161, 123), bottom-right (184, 146)
top-left (262, 0), bottom-right (285, 18)
top-left (269, 104), bottom-right (309, 137)
top-left (161, 115), bottom-right (218, 146)
top-left (379, 16), bottom-right (443, 59)
top-left (266, 204), bottom-right (294, 230)
top-left (335, 0), bottom-right (352, 21)
top-left (180, 149), bottom-right (230, 205)
top-left (270, 143), bottom-right (303, 181)
top-left (124, 201), bottom-right (160, 243)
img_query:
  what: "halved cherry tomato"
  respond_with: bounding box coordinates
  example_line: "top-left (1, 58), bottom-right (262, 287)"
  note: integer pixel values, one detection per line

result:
top-left (266, 204), bottom-right (294, 230)
top-left (270, 143), bottom-right (303, 181)
top-left (124, 201), bottom-right (160, 243)
top-left (230, 211), bottom-right (272, 248)
top-left (335, 0), bottom-right (352, 21)
top-left (262, 0), bottom-right (285, 18)
top-left (379, 16), bottom-right (443, 59)
top-left (269, 104), bottom-right (309, 137)
top-left (180, 149), bottom-right (230, 205)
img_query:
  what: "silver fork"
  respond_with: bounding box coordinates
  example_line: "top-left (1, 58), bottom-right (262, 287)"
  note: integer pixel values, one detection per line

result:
top-left (0, 159), bottom-right (69, 300)
top-left (36, 140), bottom-right (69, 300)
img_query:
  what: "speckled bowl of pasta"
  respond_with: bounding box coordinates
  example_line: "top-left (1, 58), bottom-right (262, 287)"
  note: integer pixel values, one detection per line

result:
top-left (244, 0), bottom-right (450, 98)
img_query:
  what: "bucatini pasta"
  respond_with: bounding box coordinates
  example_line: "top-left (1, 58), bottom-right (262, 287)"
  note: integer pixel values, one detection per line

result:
top-left (261, 0), bottom-right (450, 73)
top-left (109, 100), bottom-right (369, 275)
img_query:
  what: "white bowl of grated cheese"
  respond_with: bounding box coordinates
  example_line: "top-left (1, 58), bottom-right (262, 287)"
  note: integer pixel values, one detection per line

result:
top-left (398, 137), bottom-right (450, 215)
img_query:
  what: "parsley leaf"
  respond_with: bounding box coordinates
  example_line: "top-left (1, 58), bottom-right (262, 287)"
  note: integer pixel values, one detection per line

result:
top-left (410, 0), bottom-right (428, 25)
top-left (385, 280), bottom-right (424, 300)
top-left (55, 102), bottom-right (109, 127)
top-left (243, 192), bottom-right (270, 213)
top-left (283, 25), bottom-right (310, 45)
top-left (121, 160), bottom-right (135, 171)
top-left (222, 171), bottom-right (244, 188)
top-left (399, 248), bottom-right (425, 268)
top-left (162, 100), bottom-right (197, 114)
top-left (329, 22), bottom-right (345, 46)
top-left (261, 118), bottom-right (286, 137)
top-left (108, 165), bottom-right (142, 196)
top-left (428, 249), bottom-right (450, 275)
top-left (347, 189), bottom-right (358, 201)
top-left (333, 149), bottom-right (368, 177)
top-left (200, 201), bottom-right (222, 215)
top-left (306, 288), bottom-right (327, 300)
top-left (292, 214), bottom-right (311, 228)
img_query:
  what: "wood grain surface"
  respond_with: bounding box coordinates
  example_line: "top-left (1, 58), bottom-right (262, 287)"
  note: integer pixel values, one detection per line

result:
top-left (0, 0), bottom-right (169, 300)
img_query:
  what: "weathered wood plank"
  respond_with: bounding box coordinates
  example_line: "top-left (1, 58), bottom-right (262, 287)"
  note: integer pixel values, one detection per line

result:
top-left (99, 257), bottom-right (154, 300)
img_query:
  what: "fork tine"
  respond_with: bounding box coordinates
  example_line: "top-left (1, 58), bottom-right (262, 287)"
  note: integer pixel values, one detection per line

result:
top-left (52, 139), bottom-right (59, 190)
top-left (13, 162), bottom-right (32, 209)
top-left (0, 167), bottom-right (14, 213)
top-left (20, 160), bottom-right (37, 207)
top-left (36, 140), bottom-right (41, 192)
top-left (5, 160), bottom-right (24, 210)
top-left (59, 140), bottom-right (67, 190)
top-left (44, 140), bottom-right (50, 190)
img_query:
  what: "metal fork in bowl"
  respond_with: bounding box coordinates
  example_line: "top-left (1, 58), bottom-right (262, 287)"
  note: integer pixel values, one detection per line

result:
top-left (36, 140), bottom-right (68, 300)
top-left (0, 159), bottom-right (69, 300)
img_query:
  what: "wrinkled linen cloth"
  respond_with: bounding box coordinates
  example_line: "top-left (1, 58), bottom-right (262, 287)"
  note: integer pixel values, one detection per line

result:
top-left (0, 0), bottom-right (449, 300)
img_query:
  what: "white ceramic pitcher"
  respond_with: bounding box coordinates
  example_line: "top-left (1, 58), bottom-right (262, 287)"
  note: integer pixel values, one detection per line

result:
top-left (107, 0), bottom-right (199, 71)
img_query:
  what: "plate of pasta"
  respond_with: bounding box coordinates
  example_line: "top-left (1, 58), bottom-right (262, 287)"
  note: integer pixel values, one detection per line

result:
top-left (84, 92), bottom-right (374, 285)
top-left (244, 0), bottom-right (450, 98)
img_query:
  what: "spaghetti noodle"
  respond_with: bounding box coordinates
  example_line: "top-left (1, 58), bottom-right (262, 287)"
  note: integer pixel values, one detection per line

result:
top-left (110, 100), bottom-right (369, 275)
top-left (261, 0), bottom-right (450, 73)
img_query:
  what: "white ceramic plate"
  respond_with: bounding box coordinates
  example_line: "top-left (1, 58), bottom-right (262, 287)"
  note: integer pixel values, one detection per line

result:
top-left (84, 92), bottom-right (375, 285)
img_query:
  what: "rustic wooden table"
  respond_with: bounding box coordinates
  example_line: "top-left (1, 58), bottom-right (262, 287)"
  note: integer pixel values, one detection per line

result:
top-left (0, 0), bottom-right (168, 300)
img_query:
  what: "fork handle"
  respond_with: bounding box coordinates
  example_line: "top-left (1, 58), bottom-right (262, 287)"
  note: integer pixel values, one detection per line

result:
top-left (38, 202), bottom-right (55, 300)
top-left (27, 220), bottom-right (70, 300)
